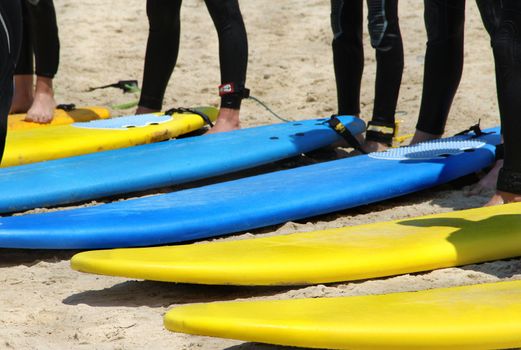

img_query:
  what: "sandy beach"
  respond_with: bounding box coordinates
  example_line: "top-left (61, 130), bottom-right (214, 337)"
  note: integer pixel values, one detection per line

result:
top-left (1, 0), bottom-right (519, 349)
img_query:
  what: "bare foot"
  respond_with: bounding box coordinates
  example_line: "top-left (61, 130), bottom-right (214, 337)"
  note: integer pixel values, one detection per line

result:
top-left (464, 160), bottom-right (503, 196)
top-left (484, 190), bottom-right (521, 206)
top-left (363, 140), bottom-right (389, 153)
top-left (136, 106), bottom-right (160, 115)
top-left (9, 75), bottom-right (34, 114)
top-left (206, 108), bottom-right (240, 134)
top-left (24, 77), bottom-right (56, 123)
top-left (330, 132), bottom-right (367, 155)
top-left (410, 129), bottom-right (442, 145)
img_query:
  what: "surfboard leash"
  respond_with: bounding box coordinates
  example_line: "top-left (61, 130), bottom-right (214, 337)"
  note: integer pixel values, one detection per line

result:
top-left (327, 116), bottom-right (368, 154)
top-left (246, 95), bottom-right (292, 123)
top-left (87, 80), bottom-right (141, 110)
top-left (87, 80), bottom-right (140, 94)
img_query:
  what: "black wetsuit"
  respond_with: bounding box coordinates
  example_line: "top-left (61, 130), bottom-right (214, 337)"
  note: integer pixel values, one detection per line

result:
top-left (15, 0), bottom-right (59, 78)
top-left (139, 0), bottom-right (248, 111)
top-left (331, 0), bottom-right (403, 144)
top-left (417, 0), bottom-right (521, 193)
top-left (0, 0), bottom-right (22, 162)
top-left (416, 0), bottom-right (500, 135)
top-left (487, 0), bottom-right (521, 194)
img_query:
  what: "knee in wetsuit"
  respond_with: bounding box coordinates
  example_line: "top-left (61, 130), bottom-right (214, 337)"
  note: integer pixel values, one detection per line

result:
top-left (367, 0), bottom-right (401, 52)
top-left (476, 0), bottom-right (502, 38)
top-left (205, 0), bottom-right (243, 31)
top-left (331, 0), bottom-right (363, 46)
top-left (147, 0), bottom-right (181, 32)
top-left (369, 23), bottom-right (401, 52)
top-left (330, 0), bottom-right (343, 38)
top-left (491, 20), bottom-right (521, 67)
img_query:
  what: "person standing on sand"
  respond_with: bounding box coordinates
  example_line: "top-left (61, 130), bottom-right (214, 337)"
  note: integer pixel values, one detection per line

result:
top-left (331, 0), bottom-right (404, 152)
top-left (0, 0), bottom-right (22, 161)
top-left (407, 0), bottom-right (521, 205)
top-left (9, 0), bottom-right (59, 124)
top-left (136, 0), bottom-right (248, 134)
top-left (409, 1), bottom-right (501, 195)
top-left (481, 0), bottom-right (521, 205)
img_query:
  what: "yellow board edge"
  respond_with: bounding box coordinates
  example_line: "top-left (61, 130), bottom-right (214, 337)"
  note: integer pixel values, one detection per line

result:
top-left (71, 202), bottom-right (521, 286)
top-left (164, 279), bottom-right (521, 350)
top-left (8, 106), bottom-right (111, 131)
top-left (2, 107), bottom-right (217, 167)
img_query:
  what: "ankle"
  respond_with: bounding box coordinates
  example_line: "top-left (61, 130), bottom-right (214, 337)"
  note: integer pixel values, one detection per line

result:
top-left (136, 106), bottom-right (160, 115)
top-left (34, 76), bottom-right (54, 95)
top-left (216, 108), bottom-right (240, 126)
top-left (410, 130), bottom-right (442, 145)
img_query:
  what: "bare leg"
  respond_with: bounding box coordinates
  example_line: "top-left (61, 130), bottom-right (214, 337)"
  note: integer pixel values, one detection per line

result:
top-left (24, 76), bottom-right (56, 123)
top-left (465, 159), bottom-right (503, 196)
top-left (410, 129), bottom-right (442, 145)
top-left (363, 140), bottom-right (389, 153)
top-left (9, 75), bottom-right (33, 114)
top-left (206, 108), bottom-right (240, 134)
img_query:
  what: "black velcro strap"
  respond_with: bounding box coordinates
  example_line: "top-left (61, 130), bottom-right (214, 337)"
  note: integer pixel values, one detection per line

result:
top-left (327, 116), bottom-right (367, 154)
top-left (455, 121), bottom-right (493, 138)
top-left (218, 83), bottom-right (250, 98)
top-left (56, 103), bottom-right (76, 112)
top-left (219, 83), bottom-right (250, 110)
top-left (164, 107), bottom-right (214, 128)
top-left (365, 120), bottom-right (395, 145)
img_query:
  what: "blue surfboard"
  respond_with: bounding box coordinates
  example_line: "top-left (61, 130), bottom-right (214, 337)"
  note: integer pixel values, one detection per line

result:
top-left (0, 116), bottom-right (364, 213)
top-left (0, 128), bottom-right (500, 249)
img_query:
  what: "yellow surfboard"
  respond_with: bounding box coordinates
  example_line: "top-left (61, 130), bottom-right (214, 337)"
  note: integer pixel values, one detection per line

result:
top-left (2, 107), bottom-right (217, 167)
top-left (164, 280), bottom-right (521, 349)
top-left (71, 202), bottom-right (521, 286)
top-left (8, 106), bottom-right (110, 131)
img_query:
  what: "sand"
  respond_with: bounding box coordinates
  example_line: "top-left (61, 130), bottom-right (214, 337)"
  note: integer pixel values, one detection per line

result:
top-left (1, 0), bottom-right (519, 349)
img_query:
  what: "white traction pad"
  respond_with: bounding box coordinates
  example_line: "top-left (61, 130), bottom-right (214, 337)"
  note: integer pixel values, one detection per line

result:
top-left (72, 114), bottom-right (173, 130)
top-left (369, 136), bottom-right (487, 161)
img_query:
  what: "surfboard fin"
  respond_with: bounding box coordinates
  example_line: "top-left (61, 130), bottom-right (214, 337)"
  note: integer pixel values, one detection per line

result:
top-left (455, 120), bottom-right (494, 138)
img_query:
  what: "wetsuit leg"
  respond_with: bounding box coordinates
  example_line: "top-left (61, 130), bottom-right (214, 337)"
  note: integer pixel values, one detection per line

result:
top-left (416, 0), bottom-right (466, 135)
top-left (331, 0), bottom-right (364, 116)
top-left (366, 0), bottom-right (404, 144)
top-left (204, 0), bottom-right (248, 109)
top-left (489, 1), bottom-right (521, 194)
top-left (476, 0), bottom-right (501, 38)
top-left (21, 0), bottom-right (59, 78)
top-left (139, 0), bottom-right (183, 110)
top-left (14, 0), bottom-right (33, 75)
top-left (0, 0), bottom-right (22, 162)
